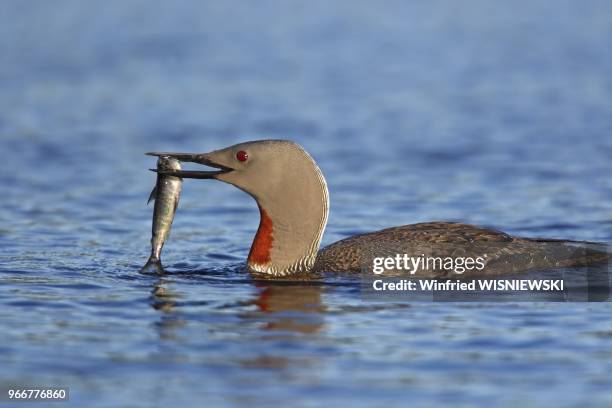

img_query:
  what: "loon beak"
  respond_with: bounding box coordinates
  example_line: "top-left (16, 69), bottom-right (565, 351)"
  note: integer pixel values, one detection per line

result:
top-left (146, 151), bottom-right (233, 179)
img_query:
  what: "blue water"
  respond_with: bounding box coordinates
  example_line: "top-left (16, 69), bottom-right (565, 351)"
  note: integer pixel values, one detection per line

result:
top-left (2, 1), bottom-right (612, 406)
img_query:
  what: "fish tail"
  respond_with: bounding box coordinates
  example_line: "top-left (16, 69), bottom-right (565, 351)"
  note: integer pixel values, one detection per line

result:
top-left (139, 256), bottom-right (165, 275)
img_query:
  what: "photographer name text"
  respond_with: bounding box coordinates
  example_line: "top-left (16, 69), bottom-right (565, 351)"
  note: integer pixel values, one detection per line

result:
top-left (372, 279), bottom-right (564, 292)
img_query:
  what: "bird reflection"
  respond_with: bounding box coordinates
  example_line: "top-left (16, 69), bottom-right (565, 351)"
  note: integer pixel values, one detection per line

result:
top-left (147, 274), bottom-right (328, 373)
top-left (250, 281), bottom-right (326, 333)
top-left (236, 281), bottom-right (327, 371)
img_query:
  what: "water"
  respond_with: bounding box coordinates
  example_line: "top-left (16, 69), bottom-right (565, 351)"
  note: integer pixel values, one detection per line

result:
top-left (1, 1), bottom-right (612, 406)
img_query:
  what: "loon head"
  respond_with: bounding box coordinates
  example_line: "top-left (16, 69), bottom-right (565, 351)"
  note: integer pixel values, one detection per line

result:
top-left (148, 140), bottom-right (329, 276)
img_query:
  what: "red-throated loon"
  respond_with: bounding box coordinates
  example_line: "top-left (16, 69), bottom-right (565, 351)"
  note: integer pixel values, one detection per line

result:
top-left (148, 140), bottom-right (610, 277)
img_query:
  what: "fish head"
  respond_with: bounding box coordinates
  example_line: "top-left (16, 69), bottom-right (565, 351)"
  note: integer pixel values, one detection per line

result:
top-left (156, 156), bottom-right (182, 172)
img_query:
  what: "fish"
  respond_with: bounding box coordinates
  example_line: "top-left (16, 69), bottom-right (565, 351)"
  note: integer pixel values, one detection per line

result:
top-left (140, 156), bottom-right (182, 274)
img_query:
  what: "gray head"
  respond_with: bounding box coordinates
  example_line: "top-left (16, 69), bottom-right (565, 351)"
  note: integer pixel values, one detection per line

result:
top-left (148, 140), bottom-right (329, 275)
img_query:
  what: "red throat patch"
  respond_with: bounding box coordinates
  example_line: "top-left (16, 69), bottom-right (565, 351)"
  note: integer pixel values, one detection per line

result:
top-left (248, 206), bottom-right (274, 266)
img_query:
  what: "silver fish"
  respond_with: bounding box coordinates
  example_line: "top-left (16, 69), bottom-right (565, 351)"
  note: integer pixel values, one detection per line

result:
top-left (140, 157), bottom-right (182, 274)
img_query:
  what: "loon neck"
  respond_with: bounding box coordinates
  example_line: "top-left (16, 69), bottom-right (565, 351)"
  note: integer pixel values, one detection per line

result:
top-left (248, 205), bottom-right (274, 266)
top-left (247, 161), bottom-right (329, 276)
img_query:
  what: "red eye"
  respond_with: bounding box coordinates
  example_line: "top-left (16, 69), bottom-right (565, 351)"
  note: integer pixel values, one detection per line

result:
top-left (236, 150), bottom-right (248, 162)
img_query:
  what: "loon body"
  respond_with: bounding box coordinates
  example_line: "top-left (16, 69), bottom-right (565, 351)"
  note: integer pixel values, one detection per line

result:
top-left (148, 140), bottom-right (609, 277)
top-left (315, 221), bottom-right (608, 276)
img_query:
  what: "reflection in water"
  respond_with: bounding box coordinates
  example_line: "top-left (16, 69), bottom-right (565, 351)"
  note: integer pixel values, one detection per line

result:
top-left (147, 276), bottom-right (327, 372)
top-left (238, 282), bottom-right (327, 371)
top-left (151, 279), bottom-right (176, 312)
top-left (251, 282), bottom-right (326, 334)
top-left (150, 278), bottom-right (186, 341)
top-left (148, 276), bottom-right (327, 342)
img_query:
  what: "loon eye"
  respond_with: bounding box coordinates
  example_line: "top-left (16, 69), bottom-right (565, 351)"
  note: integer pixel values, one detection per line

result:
top-left (236, 150), bottom-right (248, 162)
